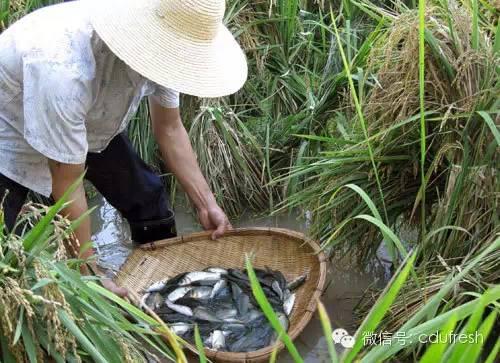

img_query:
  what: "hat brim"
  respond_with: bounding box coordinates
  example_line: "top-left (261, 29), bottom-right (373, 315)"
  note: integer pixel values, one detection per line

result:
top-left (88, 0), bottom-right (248, 98)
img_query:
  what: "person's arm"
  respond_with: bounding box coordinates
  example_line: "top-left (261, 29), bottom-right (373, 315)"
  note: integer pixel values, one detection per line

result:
top-left (149, 99), bottom-right (231, 239)
top-left (48, 161), bottom-right (91, 258)
top-left (48, 160), bottom-right (127, 296)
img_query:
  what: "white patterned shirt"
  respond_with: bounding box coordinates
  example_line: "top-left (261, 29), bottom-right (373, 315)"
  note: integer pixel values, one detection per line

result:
top-left (0, 1), bottom-right (179, 197)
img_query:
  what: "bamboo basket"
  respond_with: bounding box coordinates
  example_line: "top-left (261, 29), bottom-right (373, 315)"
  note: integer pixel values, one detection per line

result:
top-left (115, 227), bottom-right (328, 363)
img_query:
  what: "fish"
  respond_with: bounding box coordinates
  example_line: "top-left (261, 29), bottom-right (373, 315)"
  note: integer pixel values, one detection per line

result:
top-left (243, 309), bottom-right (263, 323)
top-left (189, 279), bottom-right (220, 287)
top-left (205, 267), bottom-right (228, 274)
top-left (221, 323), bottom-right (246, 335)
top-left (184, 286), bottom-right (213, 300)
top-left (277, 312), bottom-right (289, 331)
top-left (228, 268), bottom-right (249, 282)
top-left (286, 273), bottom-right (308, 291)
top-left (139, 292), bottom-right (150, 309)
top-left (146, 266), bottom-right (296, 353)
top-left (165, 299), bottom-right (193, 316)
top-left (215, 307), bottom-right (238, 320)
top-left (210, 330), bottom-right (225, 350)
top-left (169, 322), bottom-right (191, 336)
top-left (283, 293), bottom-right (296, 315)
top-left (145, 278), bottom-right (168, 293)
top-left (168, 286), bottom-right (192, 302)
top-left (231, 282), bottom-right (243, 301)
top-left (157, 312), bottom-right (194, 323)
top-left (145, 292), bottom-right (164, 310)
top-left (227, 323), bottom-right (273, 353)
top-left (271, 280), bottom-right (284, 300)
top-left (235, 293), bottom-right (250, 316)
top-left (178, 272), bottom-right (221, 286)
top-left (193, 307), bottom-right (221, 323)
top-left (210, 279), bottom-right (227, 298)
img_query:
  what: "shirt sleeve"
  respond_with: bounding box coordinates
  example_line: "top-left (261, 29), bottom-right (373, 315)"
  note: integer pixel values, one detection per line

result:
top-left (22, 60), bottom-right (92, 164)
top-left (151, 85), bottom-right (180, 108)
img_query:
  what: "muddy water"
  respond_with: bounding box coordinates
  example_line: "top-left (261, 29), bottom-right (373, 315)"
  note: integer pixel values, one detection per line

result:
top-left (90, 194), bottom-right (389, 363)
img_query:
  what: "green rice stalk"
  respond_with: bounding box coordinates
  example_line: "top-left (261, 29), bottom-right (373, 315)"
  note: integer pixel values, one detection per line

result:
top-left (245, 256), bottom-right (303, 363)
top-left (418, 0), bottom-right (427, 235)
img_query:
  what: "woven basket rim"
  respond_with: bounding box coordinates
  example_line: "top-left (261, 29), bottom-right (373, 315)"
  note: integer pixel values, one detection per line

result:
top-left (123, 227), bottom-right (328, 362)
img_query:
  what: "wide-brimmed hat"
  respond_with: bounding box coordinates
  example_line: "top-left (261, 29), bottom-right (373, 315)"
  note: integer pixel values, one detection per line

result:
top-left (89, 0), bottom-right (248, 98)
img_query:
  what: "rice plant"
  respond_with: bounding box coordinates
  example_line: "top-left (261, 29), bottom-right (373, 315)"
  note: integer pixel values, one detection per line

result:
top-left (282, 0), bottom-right (499, 261)
top-left (246, 235), bottom-right (500, 362)
top-left (0, 196), bottom-right (182, 362)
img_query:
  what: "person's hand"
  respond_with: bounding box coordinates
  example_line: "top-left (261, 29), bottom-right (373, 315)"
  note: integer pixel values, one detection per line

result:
top-left (101, 278), bottom-right (128, 297)
top-left (197, 203), bottom-right (232, 240)
top-left (83, 262), bottom-right (128, 297)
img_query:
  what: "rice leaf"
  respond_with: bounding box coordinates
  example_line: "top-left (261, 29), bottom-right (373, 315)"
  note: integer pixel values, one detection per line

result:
top-left (30, 277), bottom-right (54, 291)
top-left (419, 314), bottom-right (457, 363)
top-left (471, 0), bottom-right (479, 49)
top-left (21, 321), bottom-right (38, 363)
top-left (246, 257), bottom-right (303, 363)
top-left (362, 286), bottom-right (500, 361)
top-left (194, 325), bottom-right (207, 363)
top-left (353, 214), bottom-right (408, 259)
top-left (484, 337), bottom-right (500, 363)
top-left (418, 0), bottom-right (427, 234)
top-left (13, 307), bottom-right (24, 345)
top-left (23, 173), bottom-right (84, 252)
top-left (317, 300), bottom-right (338, 363)
top-left (57, 309), bottom-right (108, 363)
top-left (329, 7), bottom-right (388, 223)
top-left (477, 111), bottom-right (500, 146)
top-left (343, 251), bottom-right (417, 362)
top-left (0, 331), bottom-right (17, 363)
top-left (461, 310), bottom-right (498, 362)
top-left (444, 301), bottom-right (485, 362)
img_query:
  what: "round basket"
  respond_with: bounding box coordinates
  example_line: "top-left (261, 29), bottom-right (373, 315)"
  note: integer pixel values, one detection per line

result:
top-left (115, 227), bottom-right (328, 363)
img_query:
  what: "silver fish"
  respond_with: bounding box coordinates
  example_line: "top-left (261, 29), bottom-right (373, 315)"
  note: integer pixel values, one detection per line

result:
top-left (211, 330), bottom-right (225, 350)
top-left (145, 278), bottom-right (168, 293)
top-left (178, 272), bottom-right (221, 286)
top-left (170, 322), bottom-right (191, 336)
top-left (244, 309), bottom-right (262, 323)
top-left (205, 267), bottom-right (228, 274)
top-left (210, 279), bottom-right (227, 298)
top-left (165, 299), bottom-right (193, 316)
top-left (140, 292), bottom-right (150, 310)
top-left (236, 293), bottom-right (250, 316)
top-left (145, 292), bottom-right (164, 310)
top-left (277, 312), bottom-right (289, 331)
top-left (271, 280), bottom-right (284, 300)
top-left (286, 273), bottom-right (308, 291)
top-left (222, 323), bottom-right (245, 335)
top-left (215, 307), bottom-right (238, 320)
top-left (223, 317), bottom-right (244, 324)
top-left (184, 286), bottom-right (212, 300)
top-left (194, 307), bottom-right (221, 323)
top-left (283, 293), bottom-right (296, 316)
top-left (168, 286), bottom-right (192, 302)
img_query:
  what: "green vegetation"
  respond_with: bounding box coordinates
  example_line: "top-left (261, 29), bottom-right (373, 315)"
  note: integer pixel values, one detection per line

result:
top-left (0, 181), bottom-right (182, 362)
top-left (2, 0), bottom-right (499, 362)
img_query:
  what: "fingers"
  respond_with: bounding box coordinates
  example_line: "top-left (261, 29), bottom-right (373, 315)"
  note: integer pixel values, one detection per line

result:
top-left (211, 218), bottom-right (231, 240)
top-left (101, 279), bottom-right (129, 297)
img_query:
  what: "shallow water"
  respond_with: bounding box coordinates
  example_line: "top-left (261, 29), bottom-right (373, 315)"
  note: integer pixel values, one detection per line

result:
top-left (89, 194), bottom-right (390, 362)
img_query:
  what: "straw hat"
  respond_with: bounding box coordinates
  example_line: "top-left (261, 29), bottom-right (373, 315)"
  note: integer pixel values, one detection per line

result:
top-left (89, 0), bottom-right (248, 98)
